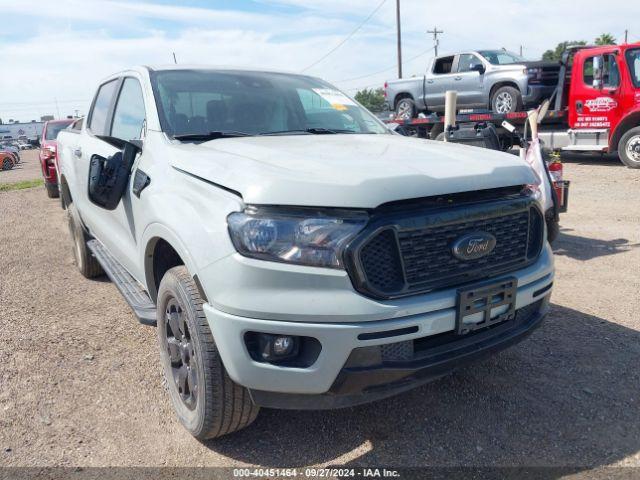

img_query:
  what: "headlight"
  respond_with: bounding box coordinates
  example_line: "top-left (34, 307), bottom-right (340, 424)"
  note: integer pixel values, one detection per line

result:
top-left (227, 207), bottom-right (368, 268)
top-left (527, 67), bottom-right (542, 82)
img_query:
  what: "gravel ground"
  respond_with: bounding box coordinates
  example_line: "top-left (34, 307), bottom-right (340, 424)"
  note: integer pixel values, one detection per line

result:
top-left (0, 149), bottom-right (42, 184)
top-left (0, 152), bottom-right (639, 470)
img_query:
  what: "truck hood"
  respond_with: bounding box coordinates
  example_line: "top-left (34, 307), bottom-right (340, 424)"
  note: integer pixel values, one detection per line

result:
top-left (169, 134), bottom-right (536, 208)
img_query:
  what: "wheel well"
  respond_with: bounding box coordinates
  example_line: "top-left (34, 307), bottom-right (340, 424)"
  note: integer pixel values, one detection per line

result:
top-left (146, 238), bottom-right (185, 303)
top-left (610, 112), bottom-right (640, 153)
top-left (489, 82), bottom-right (521, 101)
top-left (59, 175), bottom-right (72, 209)
top-left (394, 92), bottom-right (414, 108)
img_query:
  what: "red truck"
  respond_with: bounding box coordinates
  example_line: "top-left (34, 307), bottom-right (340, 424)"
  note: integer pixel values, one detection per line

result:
top-left (39, 119), bottom-right (74, 198)
top-left (393, 43), bottom-right (640, 168)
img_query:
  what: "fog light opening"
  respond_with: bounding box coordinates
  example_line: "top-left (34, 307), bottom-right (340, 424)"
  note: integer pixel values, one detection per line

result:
top-left (244, 332), bottom-right (322, 368)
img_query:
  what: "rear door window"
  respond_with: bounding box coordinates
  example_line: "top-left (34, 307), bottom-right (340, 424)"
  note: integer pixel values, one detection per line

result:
top-left (433, 56), bottom-right (454, 74)
top-left (89, 80), bottom-right (118, 135)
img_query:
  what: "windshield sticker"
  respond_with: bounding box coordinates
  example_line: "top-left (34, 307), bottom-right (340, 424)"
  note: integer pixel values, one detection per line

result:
top-left (313, 89), bottom-right (356, 110)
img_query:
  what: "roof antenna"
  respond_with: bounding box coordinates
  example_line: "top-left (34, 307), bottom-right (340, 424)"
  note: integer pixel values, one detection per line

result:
top-left (172, 52), bottom-right (177, 64)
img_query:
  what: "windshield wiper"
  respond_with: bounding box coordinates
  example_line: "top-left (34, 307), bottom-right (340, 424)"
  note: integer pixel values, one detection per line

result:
top-left (173, 131), bottom-right (254, 142)
top-left (260, 128), bottom-right (360, 136)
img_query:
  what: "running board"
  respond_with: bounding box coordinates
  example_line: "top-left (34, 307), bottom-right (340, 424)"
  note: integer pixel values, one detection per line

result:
top-left (87, 239), bottom-right (157, 326)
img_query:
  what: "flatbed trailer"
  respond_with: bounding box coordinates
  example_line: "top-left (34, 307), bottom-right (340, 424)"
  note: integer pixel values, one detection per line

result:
top-left (389, 43), bottom-right (640, 168)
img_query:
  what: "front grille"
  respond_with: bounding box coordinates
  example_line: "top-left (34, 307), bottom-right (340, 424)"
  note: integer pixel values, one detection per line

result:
top-left (348, 197), bottom-right (543, 299)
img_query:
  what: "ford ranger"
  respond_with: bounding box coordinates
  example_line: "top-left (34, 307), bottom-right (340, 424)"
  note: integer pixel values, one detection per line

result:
top-left (57, 66), bottom-right (554, 439)
top-left (386, 49), bottom-right (560, 119)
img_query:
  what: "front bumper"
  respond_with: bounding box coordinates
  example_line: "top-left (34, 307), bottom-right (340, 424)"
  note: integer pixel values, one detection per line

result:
top-left (251, 295), bottom-right (549, 409)
top-left (523, 84), bottom-right (556, 106)
top-left (202, 246), bottom-right (554, 401)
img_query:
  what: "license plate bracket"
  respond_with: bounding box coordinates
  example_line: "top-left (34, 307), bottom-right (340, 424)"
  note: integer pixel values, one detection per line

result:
top-left (456, 278), bottom-right (517, 335)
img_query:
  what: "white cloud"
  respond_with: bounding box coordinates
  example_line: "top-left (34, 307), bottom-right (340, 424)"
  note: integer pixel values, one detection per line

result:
top-left (0, 0), bottom-right (637, 121)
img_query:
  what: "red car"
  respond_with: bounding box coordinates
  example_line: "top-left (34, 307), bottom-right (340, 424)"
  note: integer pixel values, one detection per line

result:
top-left (1, 150), bottom-right (15, 170)
top-left (40, 119), bottom-right (74, 198)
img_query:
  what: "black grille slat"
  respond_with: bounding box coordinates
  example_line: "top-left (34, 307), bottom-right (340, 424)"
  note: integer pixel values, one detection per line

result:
top-left (351, 200), bottom-right (544, 299)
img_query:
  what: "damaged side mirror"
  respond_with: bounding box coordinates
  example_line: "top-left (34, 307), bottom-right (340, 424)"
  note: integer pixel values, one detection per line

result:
top-left (88, 137), bottom-right (141, 210)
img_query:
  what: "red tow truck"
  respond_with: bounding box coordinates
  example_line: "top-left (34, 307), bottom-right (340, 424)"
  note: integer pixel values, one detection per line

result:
top-left (392, 43), bottom-right (640, 169)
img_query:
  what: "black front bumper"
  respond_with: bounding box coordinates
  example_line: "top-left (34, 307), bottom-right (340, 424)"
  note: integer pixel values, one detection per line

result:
top-left (249, 295), bottom-right (550, 410)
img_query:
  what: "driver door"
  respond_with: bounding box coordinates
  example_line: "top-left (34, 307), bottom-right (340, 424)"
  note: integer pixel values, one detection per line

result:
top-left (453, 54), bottom-right (485, 108)
top-left (77, 77), bottom-right (147, 281)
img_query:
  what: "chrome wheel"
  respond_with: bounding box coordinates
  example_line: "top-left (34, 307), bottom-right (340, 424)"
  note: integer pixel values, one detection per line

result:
top-left (495, 92), bottom-right (514, 113)
top-left (396, 99), bottom-right (414, 120)
top-left (625, 135), bottom-right (640, 162)
top-left (165, 298), bottom-right (199, 411)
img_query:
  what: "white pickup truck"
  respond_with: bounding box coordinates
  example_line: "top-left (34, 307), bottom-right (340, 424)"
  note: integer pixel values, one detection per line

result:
top-left (57, 66), bottom-right (554, 439)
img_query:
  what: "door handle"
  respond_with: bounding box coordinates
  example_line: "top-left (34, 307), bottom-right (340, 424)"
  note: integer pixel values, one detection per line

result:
top-left (454, 76), bottom-right (462, 81)
top-left (73, 147), bottom-right (82, 158)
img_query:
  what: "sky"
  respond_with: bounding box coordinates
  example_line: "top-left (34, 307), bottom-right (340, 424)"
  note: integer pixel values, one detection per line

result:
top-left (0, 0), bottom-right (638, 122)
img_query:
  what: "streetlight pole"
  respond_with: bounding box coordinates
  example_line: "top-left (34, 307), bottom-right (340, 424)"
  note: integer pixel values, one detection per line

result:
top-left (396, 0), bottom-right (403, 78)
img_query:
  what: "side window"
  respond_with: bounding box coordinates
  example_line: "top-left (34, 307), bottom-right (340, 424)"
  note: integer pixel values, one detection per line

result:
top-left (89, 80), bottom-right (118, 135)
top-left (433, 56), bottom-right (454, 74)
top-left (602, 54), bottom-right (620, 88)
top-left (583, 55), bottom-right (620, 88)
top-left (457, 54), bottom-right (483, 73)
top-left (111, 78), bottom-right (146, 141)
top-left (583, 57), bottom-right (594, 85)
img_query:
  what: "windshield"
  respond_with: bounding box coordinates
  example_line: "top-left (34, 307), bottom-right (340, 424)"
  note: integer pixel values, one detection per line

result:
top-left (151, 69), bottom-right (389, 138)
top-left (44, 122), bottom-right (72, 140)
top-left (626, 49), bottom-right (640, 88)
top-left (478, 50), bottom-right (526, 65)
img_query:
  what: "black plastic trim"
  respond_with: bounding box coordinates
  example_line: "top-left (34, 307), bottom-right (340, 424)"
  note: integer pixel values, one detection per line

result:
top-left (357, 326), bottom-right (419, 341)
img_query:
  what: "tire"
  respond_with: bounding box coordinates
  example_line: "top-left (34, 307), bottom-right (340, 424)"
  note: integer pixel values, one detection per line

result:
top-left (2, 158), bottom-right (12, 170)
top-left (617, 126), bottom-right (640, 168)
top-left (395, 97), bottom-right (416, 120)
top-left (157, 266), bottom-right (259, 440)
top-left (45, 182), bottom-right (60, 199)
top-left (491, 86), bottom-right (522, 114)
top-left (66, 203), bottom-right (103, 278)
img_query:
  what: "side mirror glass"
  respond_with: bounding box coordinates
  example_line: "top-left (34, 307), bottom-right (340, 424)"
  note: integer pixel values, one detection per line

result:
top-left (592, 56), bottom-right (603, 89)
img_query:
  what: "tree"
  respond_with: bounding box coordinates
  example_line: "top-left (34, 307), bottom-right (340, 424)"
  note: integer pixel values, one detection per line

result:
top-left (542, 40), bottom-right (587, 61)
top-left (595, 33), bottom-right (616, 45)
top-left (354, 88), bottom-right (385, 112)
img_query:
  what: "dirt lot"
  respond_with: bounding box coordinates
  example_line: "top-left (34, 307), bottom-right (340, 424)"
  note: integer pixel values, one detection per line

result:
top-left (1, 152), bottom-right (639, 471)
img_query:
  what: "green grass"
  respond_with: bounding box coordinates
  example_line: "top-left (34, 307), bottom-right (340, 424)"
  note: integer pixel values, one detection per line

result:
top-left (0, 179), bottom-right (44, 192)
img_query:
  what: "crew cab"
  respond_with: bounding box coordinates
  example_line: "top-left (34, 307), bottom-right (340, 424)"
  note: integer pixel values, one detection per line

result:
top-left (386, 49), bottom-right (559, 119)
top-left (58, 66), bottom-right (554, 439)
top-left (39, 119), bottom-right (74, 198)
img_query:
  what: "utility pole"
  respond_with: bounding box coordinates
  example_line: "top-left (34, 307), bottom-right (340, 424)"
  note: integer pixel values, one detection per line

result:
top-left (172, 52), bottom-right (177, 64)
top-left (427, 26), bottom-right (444, 57)
top-left (519, 45), bottom-right (523, 56)
top-left (396, 0), bottom-right (402, 78)
top-left (624, 30), bottom-right (628, 43)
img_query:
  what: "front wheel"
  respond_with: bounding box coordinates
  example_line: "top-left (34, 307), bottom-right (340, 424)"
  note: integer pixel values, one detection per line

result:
top-left (491, 86), bottom-right (522, 114)
top-left (618, 126), bottom-right (640, 168)
top-left (157, 266), bottom-right (259, 440)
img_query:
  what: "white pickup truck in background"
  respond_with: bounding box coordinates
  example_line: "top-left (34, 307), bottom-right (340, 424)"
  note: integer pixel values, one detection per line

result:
top-left (57, 66), bottom-right (554, 439)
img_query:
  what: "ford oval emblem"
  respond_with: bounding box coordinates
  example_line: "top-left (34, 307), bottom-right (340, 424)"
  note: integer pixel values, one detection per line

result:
top-left (451, 232), bottom-right (496, 261)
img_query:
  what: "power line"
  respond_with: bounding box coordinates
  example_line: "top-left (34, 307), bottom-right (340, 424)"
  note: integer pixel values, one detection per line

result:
top-left (301, 0), bottom-right (388, 73)
top-left (336, 45), bottom-right (435, 84)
